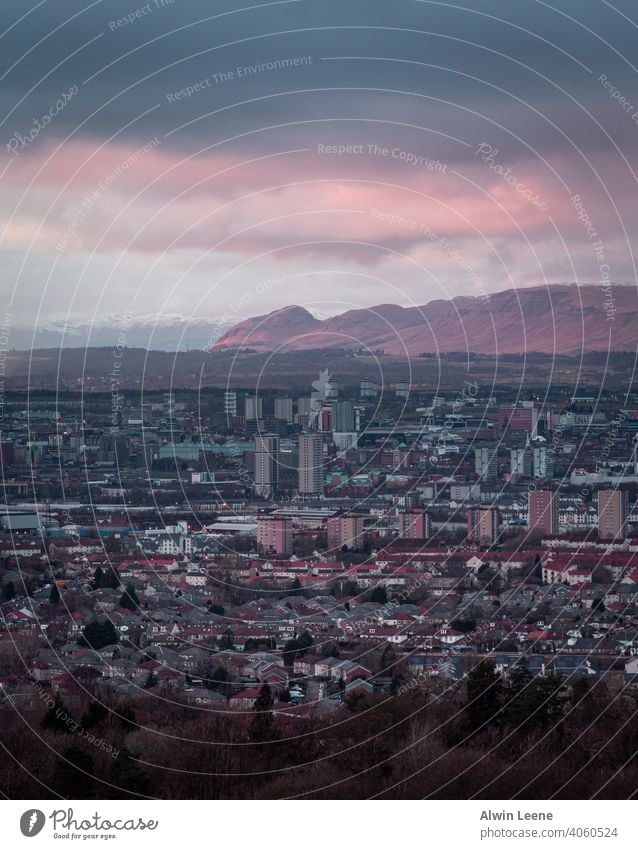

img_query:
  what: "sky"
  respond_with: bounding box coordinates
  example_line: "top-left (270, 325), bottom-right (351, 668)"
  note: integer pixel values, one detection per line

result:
top-left (0, 0), bottom-right (636, 335)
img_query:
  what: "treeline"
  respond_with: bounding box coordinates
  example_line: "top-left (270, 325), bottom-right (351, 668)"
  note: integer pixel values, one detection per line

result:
top-left (1, 662), bottom-right (638, 799)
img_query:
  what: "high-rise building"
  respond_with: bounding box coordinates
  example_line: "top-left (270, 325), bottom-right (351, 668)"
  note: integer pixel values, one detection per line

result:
top-left (297, 396), bottom-right (310, 414)
top-left (475, 447), bottom-right (498, 481)
top-left (467, 506), bottom-right (500, 545)
top-left (257, 514), bottom-right (293, 556)
top-left (394, 381), bottom-right (410, 399)
top-left (245, 396), bottom-right (263, 421)
top-left (510, 447), bottom-right (533, 478)
top-left (333, 401), bottom-right (354, 433)
top-left (298, 433), bottom-right (324, 495)
top-left (598, 489), bottom-right (628, 541)
top-left (274, 397), bottom-right (293, 422)
top-left (318, 405), bottom-right (333, 432)
top-left (254, 435), bottom-right (279, 498)
top-left (360, 378), bottom-right (378, 399)
top-left (325, 378), bottom-right (339, 400)
top-left (532, 445), bottom-right (553, 479)
top-left (333, 432), bottom-right (358, 453)
top-left (398, 508), bottom-right (431, 539)
top-left (528, 490), bottom-right (558, 535)
top-left (295, 397), bottom-right (312, 429)
top-left (327, 513), bottom-right (365, 551)
top-left (223, 390), bottom-right (237, 417)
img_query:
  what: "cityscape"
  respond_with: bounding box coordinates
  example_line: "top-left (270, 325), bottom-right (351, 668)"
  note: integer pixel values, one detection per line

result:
top-left (2, 343), bottom-right (638, 798)
top-left (1, 0), bottom-right (637, 817)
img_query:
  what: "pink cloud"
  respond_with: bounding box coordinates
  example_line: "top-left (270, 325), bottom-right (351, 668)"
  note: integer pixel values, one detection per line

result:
top-left (0, 138), bottom-right (613, 262)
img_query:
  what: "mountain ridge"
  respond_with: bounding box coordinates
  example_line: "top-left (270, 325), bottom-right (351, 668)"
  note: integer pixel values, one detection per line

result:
top-left (211, 284), bottom-right (637, 356)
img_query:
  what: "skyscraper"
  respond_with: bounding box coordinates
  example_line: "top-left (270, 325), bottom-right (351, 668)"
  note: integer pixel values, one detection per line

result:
top-left (298, 433), bottom-right (323, 495)
top-left (528, 490), bottom-right (558, 535)
top-left (254, 435), bottom-right (279, 498)
top-left (598, 489), bottom-right (628, 541)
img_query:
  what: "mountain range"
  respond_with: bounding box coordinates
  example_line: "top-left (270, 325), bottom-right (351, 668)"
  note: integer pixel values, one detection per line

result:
top-left (211, 285), bottom-right (637, 356)
top-left (9, 314), bottom-right (232, 352)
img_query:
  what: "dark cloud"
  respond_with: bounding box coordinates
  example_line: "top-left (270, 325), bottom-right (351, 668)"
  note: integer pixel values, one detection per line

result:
top-left (2, 0), bottom-right (637, 159)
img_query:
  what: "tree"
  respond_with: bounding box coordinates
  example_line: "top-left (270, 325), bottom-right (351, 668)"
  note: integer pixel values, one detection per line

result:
top-left (530, 673), bottom-right (564, 732)
top-left (81, 619), bottom-right (119, 650)
top-left (2, 581), bottom-right (15, 601)
top-left (296, 631), bottom-right (313, 654)
top-left (451, 616), bottom-right (477, 634)
top-left (49, 583), bottom-right (61, 605)
top-left (282, 638), bottom-right (299, 666)
top-left (503, 660), bottom-right (564, 737)
top-left (380, 643), bottom-right (397, 674)
top-left (370, 585), bottom-right (388, 604)
top-left (103, 568), bottom-right (120, 590)
top-left (465, 660), bottom-right (503, 734)
top-left (119, 583), bottom-right (140, 611)
top-left (117, 703), bottom-right (137, 733)
top-left (41, 692), bottom-right (73, 734)
top-left (92, 566), bottom-right (104, 590)
top-left (206, 602), bottom-right (224, 616)
top-left (320, 642), bottom-right (340, 658)
top-left (250, 684), bottom-right (275, 742)
top-left (208, 665), bottom-right (229, 692)
top-left (143, 671), bottom-right (158, 689)
top-left (80, 699), bottom-right (108, 729)
top-left (52, 744), bottom-right (95, 799)
top-left (283, 630), bottom-right (314, 665)
top-left (218, 628), bottom-right (234, 650)
top-left (105, 746), bottom-right (151, 798)
top-left (503, 657), bottom-right (534, 730)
